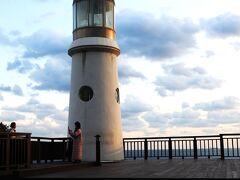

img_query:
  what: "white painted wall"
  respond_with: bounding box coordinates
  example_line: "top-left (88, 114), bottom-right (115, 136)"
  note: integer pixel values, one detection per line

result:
top-left (68, 38), bottom-right (124, 161)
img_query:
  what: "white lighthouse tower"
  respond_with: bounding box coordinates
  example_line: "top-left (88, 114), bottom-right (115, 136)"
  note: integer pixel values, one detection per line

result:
top-left (68, 0), bottom-right (124, 162)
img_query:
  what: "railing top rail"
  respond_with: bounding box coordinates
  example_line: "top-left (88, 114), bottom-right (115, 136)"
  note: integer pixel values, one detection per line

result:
top-left (31, 136), bottom-right (71, 141)
top-left (123, 135), bottom-right (219, 140)
top-left (0, 132), bottom-right (31, 135)
top-left (123, 133), bottom-right (240, 141)
top-left (220, 133), bottom-right (240, 136)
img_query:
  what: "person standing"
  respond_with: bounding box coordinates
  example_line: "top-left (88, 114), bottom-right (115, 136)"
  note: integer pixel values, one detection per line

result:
top-left (68, 121), bottom-right (82, 163)
top-left (9, 122), bottom-right (16, 133)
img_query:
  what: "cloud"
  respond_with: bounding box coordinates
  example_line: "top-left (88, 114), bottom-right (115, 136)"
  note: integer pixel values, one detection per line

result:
top-left (143, 109), bottom-right (208, 129)
top-left (205, 51), bottom-right (215, 58)
top-left (142, 108), bottom-right (240, 131)
top-left (7, 58), bottom-right (37, 74)
top-left (120, 96), bottom-right (153, 132)
top-left (3, 98), bottom-right (67, 121)
top-left (0, 84), bottom-right (23, 96)
top-left (116, 11), bottom-right (199, 60)
top-left (29, 57), bottom-right (71, 92)
top-left (122, 116), bottom-right (148, 132)
top-left (18, 30), bottom-right (71, 58)
top-left (118, 63), bottom-right (146, 84)
top-left (0, 111), bottom-right (26, 122)
top-left (194, 97), bottom-right (240, 111)
top-left (154, 63), bottom-right (222, 96)
top-left (12, 85), bottom-right (24, 96)
top-left (208, 110), bottom-right (240, 124)
top-left (121, 95), bottom-right (152, 119)
top-left (0, 29), bottom-right (13, 46)
top-left (1, 98), bottom-right (68, 137)
top-left (0, 85), bottom-right (11, 92)
top-left (231, 42), bottom-right (240, 50)
top-left (142, 111), bottom-right (169, 129)
top-left (202, 13), bottom-right (240, 38)
top-left (0, 93), bottom-right (3, 101)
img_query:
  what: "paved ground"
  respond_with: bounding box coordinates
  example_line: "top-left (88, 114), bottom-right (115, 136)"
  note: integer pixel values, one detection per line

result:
top-left (17, 158), bottom-right (240, 179)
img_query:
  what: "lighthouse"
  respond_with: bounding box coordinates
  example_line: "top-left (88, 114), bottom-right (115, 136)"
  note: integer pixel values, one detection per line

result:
top-left (68, 0), bottom-right (123, 162)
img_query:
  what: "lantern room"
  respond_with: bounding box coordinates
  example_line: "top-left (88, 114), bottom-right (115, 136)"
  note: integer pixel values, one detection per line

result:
top-left (72, 0), bottom-right (116, 40)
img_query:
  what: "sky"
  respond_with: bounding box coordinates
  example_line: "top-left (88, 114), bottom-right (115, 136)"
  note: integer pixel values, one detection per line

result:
top-left (1, 0), bottom-right (240, 138)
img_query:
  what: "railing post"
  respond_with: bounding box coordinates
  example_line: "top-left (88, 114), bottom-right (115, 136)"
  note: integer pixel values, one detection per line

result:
top-left (95, 135), bottom-right (101, 166)
top-left (123, 139), bottom-right (125, 160)
top-left (169, 138), bottom-right (172, 159)
top-left (51, 139), bottom-right (54, 162)
top-left (193, 137), bottom-right (198, 159)
top-left (220, 134), bottom-right (225, 160)
top-left (144, 138), bottom-right (148, 160)
top-left (37, 138), bottom-right (41, 163)
top-left (63, 139), bottom-right (66, 162)
top-left (26, 134), bottom-right (31, 168)
top-left (6, 133), bottom-right (10, 170)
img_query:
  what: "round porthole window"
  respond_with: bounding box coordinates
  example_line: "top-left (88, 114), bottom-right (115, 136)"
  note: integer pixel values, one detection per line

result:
top-left (115, 88), bottom-right (120, 104)
top-left (79, 86), bottom-right (94, 102)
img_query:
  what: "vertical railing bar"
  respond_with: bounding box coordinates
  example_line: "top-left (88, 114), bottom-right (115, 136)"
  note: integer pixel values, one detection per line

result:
top-left (160, 141), bottom-right (163, 157)
top-left (203, 140), bottom-right (206, 156)
top-left (220, 134), bottom-right (225, 160)
top-left (164, 140), bottom-right (166, 157)
top-left (211, 140), bottom-right (214, 156)
top-left (154, 141), bottom-right (157, 157)
top-left (129, 142), bottom-right (131, 158)
top-left (232, 138), bottom-right (234, 157)
top-left (226, 138), bottom-right (230, 157)
top-left (174, 140), bottom-right (176, 157)
top-left (207, 139), bottom-right (210, 158)
top-left (182, 140), bottom-right (184, 157)
top-left (169, 138), bottom-right (172, 159)
top-left (189, 140), bottom-right (192, 157)
top-left (215, 139), bottom-right (218, 156)
top-left (123, 140), bottom-right (126, 159)
top-left (133, 141), bottom-right (136, 159)
top-left (126, 142), bottom-right (128, 158)
top-left (237, 138), bottom-right (239, 157)
top-left (178, 140), bottom-right (180, 157)
top-left (177, 140), bottom-right (179, 157)
top-left (144, 138), bottom-right (148, 160)
top-left (137, 141), bottom-right (139, 158)
top-left (199, 140), bottom-right (201, 157)
top-left (128, 141), bottom-right (130, 158)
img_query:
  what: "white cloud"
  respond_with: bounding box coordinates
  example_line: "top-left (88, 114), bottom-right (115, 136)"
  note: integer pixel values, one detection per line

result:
top-left (154, 63), bottom-right (222, 96)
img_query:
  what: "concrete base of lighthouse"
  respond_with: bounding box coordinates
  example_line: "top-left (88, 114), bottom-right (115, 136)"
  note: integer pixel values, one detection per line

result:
top-left (68, 37), bottom-right (124, 162)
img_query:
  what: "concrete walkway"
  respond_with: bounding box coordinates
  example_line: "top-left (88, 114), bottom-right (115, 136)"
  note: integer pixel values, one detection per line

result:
top-left (16, 158), bottom-right (240, 178)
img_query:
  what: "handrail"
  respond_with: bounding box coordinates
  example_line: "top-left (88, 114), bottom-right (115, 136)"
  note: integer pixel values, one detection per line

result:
top-left (123, 133), bottom-right (240, 160)
top-left (123, 134), bottom-right (232, 140)
top-left (31, 137), bottom-right (71, 140)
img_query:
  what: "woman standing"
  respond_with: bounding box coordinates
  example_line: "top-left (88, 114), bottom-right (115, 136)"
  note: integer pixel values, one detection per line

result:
top-left (68, 121), bottom-right (82, 163)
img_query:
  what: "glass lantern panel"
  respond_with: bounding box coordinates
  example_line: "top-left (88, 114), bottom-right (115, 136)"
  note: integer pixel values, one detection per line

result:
top-left (93, 0), bottom-right (103, 26)
top-left (105, 0), bottom-right (114, 29)
top-left (77, 0), bottom-right (89, 28)
top-left (73, 2), bottom-right (77, 30)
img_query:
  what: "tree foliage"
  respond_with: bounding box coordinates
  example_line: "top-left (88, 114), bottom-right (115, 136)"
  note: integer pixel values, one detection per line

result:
top-left (0, 122), bottom-right (9, 132)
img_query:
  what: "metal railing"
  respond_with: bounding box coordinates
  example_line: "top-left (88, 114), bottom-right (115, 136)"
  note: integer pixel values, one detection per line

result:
top-left (0, 132), bottom-right (31, 170)
top-left (31, 137), bottom-right (72, 164)
top-left (123, 134), bottom-right (240, 160)
top-left (1, 132), bottom-right (239, 171)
